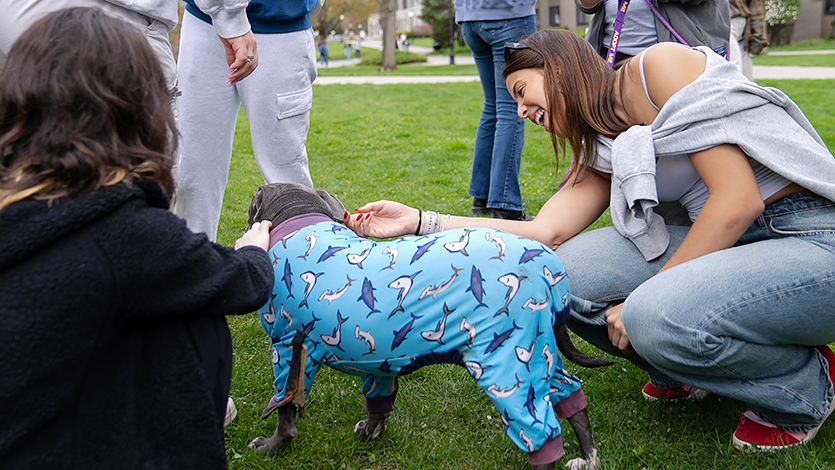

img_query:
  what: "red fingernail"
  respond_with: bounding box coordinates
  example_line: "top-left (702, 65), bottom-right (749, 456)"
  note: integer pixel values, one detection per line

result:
top-left (344, 211), bottom-right (349, 218)
top-left (365, 213), bottom-right (371, 220)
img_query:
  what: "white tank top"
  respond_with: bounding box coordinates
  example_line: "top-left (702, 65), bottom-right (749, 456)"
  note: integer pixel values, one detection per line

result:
top-left (638, 50), bottom-right (792, 220)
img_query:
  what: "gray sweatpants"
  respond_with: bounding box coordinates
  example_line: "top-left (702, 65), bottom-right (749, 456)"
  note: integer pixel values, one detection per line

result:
top-left (173, 12), bottom-right (316, 241)
top-left (0, 0), bottom-right (176, 88)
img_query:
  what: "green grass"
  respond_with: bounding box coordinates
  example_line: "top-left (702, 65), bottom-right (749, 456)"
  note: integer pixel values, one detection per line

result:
top-left (317, 63), bottom-right (478, 77)
top-left (752, 54), bottom-right (835, 67)
top-left (768, 38), bottom-right (835, 52)
top-left (218, 80), bottom-right (835, 469)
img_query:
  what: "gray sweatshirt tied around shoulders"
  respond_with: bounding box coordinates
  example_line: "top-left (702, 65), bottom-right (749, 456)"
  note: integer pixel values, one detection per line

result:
top-left (593, 46), bottom-right (835, 261)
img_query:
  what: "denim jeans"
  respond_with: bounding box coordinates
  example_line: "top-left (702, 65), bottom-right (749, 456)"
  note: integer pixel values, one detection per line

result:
top-left (557, 191), bottom-right (835, 431)
top-left (461, 16), bottom-right (536, 211)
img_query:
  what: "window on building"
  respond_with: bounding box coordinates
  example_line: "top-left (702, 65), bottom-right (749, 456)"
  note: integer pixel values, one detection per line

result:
top-left (825, 0), bottom-right (835, 14)
top-left (576, 11), bottom-right (590, 26)
top-left (550, 7), bottom-right (561, 27)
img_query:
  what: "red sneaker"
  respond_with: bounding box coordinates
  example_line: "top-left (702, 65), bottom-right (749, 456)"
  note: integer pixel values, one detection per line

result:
top-left (642, 382), bottom-right (708, 402)
top-left (732, 345), bottom-right (835, 452)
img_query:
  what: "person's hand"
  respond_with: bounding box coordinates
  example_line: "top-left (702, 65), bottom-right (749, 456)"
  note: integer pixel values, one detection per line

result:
top-left (606, 303), bottom-right (633, 353)
top-left (220, 31), bottom-right (257, 86)
top-left (235, 220), bottom-right (272, 251)
top-left (344, 201), bottom-right (419, 239)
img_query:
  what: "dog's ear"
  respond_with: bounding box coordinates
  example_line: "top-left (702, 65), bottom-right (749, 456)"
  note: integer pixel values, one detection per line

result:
top-left (247, 185), bottom-right (269, 230)
top-left (312, 188), bottom-right (347, 222)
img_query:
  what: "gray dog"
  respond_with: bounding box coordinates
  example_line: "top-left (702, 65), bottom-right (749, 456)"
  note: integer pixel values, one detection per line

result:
top-left (245, 183), bottom-right (612, 470)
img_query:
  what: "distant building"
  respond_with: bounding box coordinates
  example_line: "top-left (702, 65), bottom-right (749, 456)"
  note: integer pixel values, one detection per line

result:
top-left (795, 0), bottom-right (834, 41)
top-left (367, 0), bottom-right (429, 38)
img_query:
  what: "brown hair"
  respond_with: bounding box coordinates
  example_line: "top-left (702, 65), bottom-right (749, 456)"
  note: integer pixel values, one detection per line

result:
top-left (0, 7), bottom-right (176, 212)
top-left (502, 29), bottom-right (629, 186)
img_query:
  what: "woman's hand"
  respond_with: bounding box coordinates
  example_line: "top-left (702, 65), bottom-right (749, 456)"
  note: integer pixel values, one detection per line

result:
top-left (344, 200), bottom-right (419, 239)
top-left (606, 303), bottom-right (633, 353)
top-left (235, 220), bottom-right (272, 251)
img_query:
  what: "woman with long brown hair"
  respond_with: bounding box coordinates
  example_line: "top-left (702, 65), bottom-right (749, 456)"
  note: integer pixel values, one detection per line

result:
top-left (345, 29), bottom-right (835, 452)
top-left (0, 8), bottom-right (272, 468)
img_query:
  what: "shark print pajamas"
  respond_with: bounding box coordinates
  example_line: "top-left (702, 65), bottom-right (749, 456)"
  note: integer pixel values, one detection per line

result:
top-left (258, 217), bottom-right (583, 457)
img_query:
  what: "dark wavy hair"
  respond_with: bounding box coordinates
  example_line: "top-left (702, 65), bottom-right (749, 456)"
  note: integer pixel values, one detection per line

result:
top-left (502, 29), bottom-right (630, 186)
top-left (0, 7), bottom-right (176, 212)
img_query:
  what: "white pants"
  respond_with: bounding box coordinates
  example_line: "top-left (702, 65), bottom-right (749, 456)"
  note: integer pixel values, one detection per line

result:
top-left (0, 0), bottom-right (176, 88)
top-left (174, 13), bottom-right (316, 241)
top-left (729, 17), bottom-right (754, 80)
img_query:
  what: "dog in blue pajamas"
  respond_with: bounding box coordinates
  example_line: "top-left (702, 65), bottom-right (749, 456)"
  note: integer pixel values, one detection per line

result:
top-left (246, 183), bottom-right (610, 470)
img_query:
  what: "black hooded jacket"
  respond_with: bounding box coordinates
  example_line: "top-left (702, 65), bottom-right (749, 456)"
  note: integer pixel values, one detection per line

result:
top-left (0, 180), bottom-right (273, 469)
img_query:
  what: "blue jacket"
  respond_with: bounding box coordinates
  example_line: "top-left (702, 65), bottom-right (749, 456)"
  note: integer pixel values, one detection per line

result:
top-left (185, 0), bottom-right (318, 34)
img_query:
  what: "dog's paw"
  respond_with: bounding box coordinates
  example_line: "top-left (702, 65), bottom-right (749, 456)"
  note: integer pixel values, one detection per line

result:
top-left (247, 434), bottom-right (292, 455)
top-left (353, 412), bottom-right (388, 441)
top-left (565, 449), bottom-right (600, 470)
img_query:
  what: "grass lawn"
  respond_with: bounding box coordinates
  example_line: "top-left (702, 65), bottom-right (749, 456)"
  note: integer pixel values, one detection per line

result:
top-left (753, 54), bottom-right (835, 67)
top-left (768, 38), bottom-right (835, 52)
top-left (218, 80), bottom-right (835, 469)
top-left (317, 63), bottom-right (478, 77)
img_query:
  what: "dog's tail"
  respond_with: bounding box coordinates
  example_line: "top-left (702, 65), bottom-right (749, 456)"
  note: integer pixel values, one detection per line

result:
top-left (555, 322), bottom-right (615, 368)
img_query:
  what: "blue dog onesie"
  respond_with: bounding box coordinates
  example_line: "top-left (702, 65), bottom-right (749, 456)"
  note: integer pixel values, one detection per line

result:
top-left (258, 213), bottom-right (585, 463)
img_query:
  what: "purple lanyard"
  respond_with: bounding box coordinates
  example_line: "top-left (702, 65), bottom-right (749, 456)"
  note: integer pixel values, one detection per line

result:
top-left (605, 0), bottom-right (631, 68)
top-left (642, 0), bottom-right (691, 47)
top-left (606, 0), bottom-right (692, 69)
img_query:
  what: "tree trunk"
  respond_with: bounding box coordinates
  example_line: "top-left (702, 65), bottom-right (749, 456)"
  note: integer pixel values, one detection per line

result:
top-left (380, 0), bottom-right (397, 71)
top-left (767, 22), bottom-right (795, 47)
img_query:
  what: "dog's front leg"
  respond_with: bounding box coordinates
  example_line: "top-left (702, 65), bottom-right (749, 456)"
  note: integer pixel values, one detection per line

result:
top-left (353, 411), bottom-right (389, 441)
top-left (564, 409), bottom-right (601, 470)
top-left (248, 404), bottom-right (298, 455)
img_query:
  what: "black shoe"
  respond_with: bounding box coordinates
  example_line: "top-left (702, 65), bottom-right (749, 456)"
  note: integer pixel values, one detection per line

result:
top-left (493, 208), bottom-right (534, 221)
top-left (471, 198), bottom-right (493, 216)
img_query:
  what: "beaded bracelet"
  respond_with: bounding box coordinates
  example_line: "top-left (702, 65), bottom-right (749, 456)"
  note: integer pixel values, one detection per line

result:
top-left (423, 211), bottom-right (439, 236)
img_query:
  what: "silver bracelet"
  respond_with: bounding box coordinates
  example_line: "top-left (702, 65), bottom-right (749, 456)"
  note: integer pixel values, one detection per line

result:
top-left (441, 214), bottom-right (450, 232)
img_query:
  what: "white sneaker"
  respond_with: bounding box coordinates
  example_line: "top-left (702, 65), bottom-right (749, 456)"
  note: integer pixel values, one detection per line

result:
top-left (224, 397), bottom-right (238, 427)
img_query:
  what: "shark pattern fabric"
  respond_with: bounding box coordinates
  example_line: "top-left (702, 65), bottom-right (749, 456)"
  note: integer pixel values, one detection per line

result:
top-left (259, 216), bottom-right (583, 456)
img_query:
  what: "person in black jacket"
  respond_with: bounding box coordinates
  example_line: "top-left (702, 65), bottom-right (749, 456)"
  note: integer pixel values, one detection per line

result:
top-left (0, 8), bottom-right (274, 469)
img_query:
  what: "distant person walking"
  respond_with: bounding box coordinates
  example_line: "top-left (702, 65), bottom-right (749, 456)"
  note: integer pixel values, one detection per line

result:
top-left (318, 39), bottom-right (329, 67)
top-left (729, 0), bottom-right (768, 80)
top-left (343, 34), bottom-right (352, 60)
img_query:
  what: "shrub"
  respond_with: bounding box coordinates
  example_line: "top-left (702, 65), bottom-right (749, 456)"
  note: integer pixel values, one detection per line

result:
top-left (358, 48), bottom-right (427, 66)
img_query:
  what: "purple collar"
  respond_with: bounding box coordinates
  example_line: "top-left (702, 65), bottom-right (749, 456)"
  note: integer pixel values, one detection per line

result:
top-left (268, 213), bottom-right (334, 249)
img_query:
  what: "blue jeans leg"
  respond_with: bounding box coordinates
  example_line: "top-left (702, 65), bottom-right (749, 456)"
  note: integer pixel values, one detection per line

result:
top-left (557, 225), bottom-right (690, 390)
top-left (560, 192), bottom-right (835, 431)
top-left (462, 17), bottom-right (535, 211)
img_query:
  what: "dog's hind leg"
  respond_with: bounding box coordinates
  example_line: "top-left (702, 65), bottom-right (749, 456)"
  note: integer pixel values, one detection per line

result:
top-left (248, 404), bottom-right (299, 455)
top-left (564, 409), bottom-right (601, 470)
top-left (354, 376), bottom-right (397, 441)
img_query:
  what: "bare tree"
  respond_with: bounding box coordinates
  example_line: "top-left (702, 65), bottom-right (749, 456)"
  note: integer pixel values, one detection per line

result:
top-left (314, 0), bottom-right (376, 38)
top-left (376, 0), bottom-right (397, 71)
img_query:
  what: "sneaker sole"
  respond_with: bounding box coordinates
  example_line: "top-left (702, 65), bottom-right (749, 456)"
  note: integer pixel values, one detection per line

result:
top-left (224, 397), bottom-right (238, 428)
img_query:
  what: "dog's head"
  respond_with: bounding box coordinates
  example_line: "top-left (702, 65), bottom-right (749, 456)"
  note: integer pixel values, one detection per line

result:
top-left (247, 183), bottom-right (346, 230)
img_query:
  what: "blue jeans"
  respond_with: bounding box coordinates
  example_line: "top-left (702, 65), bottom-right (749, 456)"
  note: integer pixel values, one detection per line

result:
top-left (461, 16), bottom-right (536, 211)
top-left (557, 191), bottom-right (835, 432)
